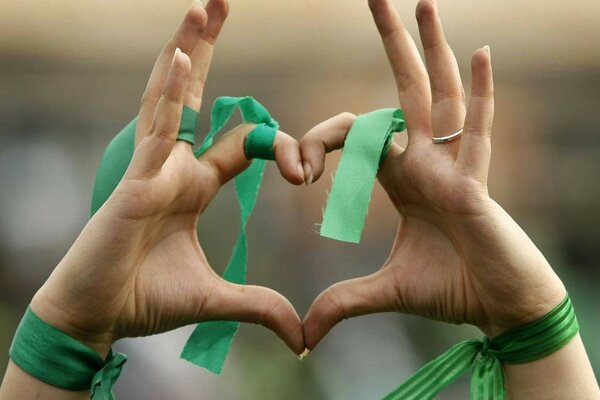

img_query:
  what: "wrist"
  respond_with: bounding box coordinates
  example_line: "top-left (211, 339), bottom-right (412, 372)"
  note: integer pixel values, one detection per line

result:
top-left (30, 292), bottom-right (115, 358)
top-left (478, 284), bottom-right (567, 338)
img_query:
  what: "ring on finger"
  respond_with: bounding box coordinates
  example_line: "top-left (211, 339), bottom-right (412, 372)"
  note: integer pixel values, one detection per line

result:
top-left (432, 128), bottom-right (463, 144)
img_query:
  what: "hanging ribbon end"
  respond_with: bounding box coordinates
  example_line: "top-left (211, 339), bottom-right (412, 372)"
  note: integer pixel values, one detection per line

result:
top-left (319, 224), bottom-right (362, 243)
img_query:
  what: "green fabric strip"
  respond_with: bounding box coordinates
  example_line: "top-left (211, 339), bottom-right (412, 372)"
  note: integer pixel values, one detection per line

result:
top-left (383, 294), bottom-right (579, 400)
top-left (9, 307), bottom-right (127, 398)
top-left (177, 106), bottom-right (199, 145)
top-left (245, 123), bottom-right (277, 160)
top-left (320, 108), bottom-right (405, 243)
top-left (181, 96), bottom-right (278, 373)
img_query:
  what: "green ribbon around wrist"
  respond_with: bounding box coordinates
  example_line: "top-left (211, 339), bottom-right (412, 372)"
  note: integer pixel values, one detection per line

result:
top-left (9, 307), bottom-right (127, 399)
top-left (383, 294), bottom-right (579, 400)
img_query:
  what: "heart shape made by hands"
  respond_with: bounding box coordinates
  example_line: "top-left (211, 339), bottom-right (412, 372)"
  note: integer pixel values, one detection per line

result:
top-left (91, 94), bottom-right (407, 374)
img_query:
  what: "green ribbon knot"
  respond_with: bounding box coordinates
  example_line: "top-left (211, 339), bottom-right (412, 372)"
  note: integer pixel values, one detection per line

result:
top-left (90, 351), bottom-right (128, 400)
top-left (383, 294), bottom-right (579, 400)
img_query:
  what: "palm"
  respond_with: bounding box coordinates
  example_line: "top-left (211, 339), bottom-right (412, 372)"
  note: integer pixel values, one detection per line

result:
top-left (377, 142), bottom-right (490, 327)
top-left (110, 143), bottom-right (220, 338)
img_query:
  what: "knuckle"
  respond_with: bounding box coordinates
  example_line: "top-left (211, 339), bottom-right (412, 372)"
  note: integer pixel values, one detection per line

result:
top-left (415, 0), bottom-right (435, 23)
top-left (395, 72), bottom-right (429, 94)
top-left (139, 92), bottom-right (157, 111)
top-left (322, 287), bottom-right (348, 322)
top-left (257, 296), bottom-right (284, 328)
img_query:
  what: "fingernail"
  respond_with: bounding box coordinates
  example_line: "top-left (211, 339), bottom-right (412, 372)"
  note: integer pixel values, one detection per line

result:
top-left (297, 348), bottom-right (311, 360)
top-left (303, 162), bottom-right (313, 185)
top-left (483, 45), bottom-right (490, 56)
top-left (175, 47), bottom-right (181, 56)
top-left (297, 163), bottom-right (305, 183)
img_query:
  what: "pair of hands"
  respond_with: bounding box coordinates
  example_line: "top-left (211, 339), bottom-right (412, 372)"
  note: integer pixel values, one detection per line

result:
top-left (30, 0), bottom-right (566, 359)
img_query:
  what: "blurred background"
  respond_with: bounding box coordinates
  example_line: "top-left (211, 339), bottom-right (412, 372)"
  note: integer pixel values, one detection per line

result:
top-left (1, 0), bottom-right (599, 398)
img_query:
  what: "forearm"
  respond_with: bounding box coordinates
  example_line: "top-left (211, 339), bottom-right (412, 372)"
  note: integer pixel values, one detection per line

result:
top-left (504, 334), bottom-right (600, 400)
top-left (0, 361), bottom-right (89, 400)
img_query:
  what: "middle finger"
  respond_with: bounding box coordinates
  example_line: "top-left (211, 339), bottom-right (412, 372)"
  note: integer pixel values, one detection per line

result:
top-left (369, 0), bottom-right (432, 140)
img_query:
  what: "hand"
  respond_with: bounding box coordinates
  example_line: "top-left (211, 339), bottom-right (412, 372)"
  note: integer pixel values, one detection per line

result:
top-left (302, 0), bottom-right (567, 350)
top-left (29, 0), bottom-right (306, 357)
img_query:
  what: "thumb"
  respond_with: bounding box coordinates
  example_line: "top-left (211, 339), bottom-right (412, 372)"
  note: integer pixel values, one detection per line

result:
top-left (303, 269), bottom-right (398, 350)
top-left (202, 279), bottom-right (305, 355)
top-left (198, 124), bottom-right (305, 187)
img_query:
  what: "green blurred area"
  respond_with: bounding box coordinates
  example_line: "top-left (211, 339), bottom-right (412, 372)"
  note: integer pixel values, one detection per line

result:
top-left (1, 1), bottom-right (599, 398)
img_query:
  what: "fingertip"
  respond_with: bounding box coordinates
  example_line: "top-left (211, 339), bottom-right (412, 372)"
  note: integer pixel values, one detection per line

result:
top-left (187, 1), bottom-right (208, 30)
top-left (368, 0), bottom-right (389, 14)
top-left (173, 49), bottom-right (192, 74)
top-left (470, 46), bottom-right (494, 97)
top-left (303, 161), bottom-right (313, 185)
top-left (415, 0), bottom-right (436, 23)
top-left (472, 46), bottom-right (491, 70)
top-left (273, 131), bottom-right (305, 185)
top-left (208, 0), bottom-right (230, 18)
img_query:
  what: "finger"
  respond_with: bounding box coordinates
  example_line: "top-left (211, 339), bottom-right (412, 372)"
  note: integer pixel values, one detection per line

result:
top-left (416, 0), bottom-right (465, 140)
top-left (369, 0), bottom-right (432, 138)
top-left (199, 125), bottom-right (305, 187)
top-left (137, 3), bottom-right (208, 144)
top-left (456, 46), bottom-right (494, 183)
top-left (185, 0), bottom-right (230, 110)
top-left (299, 112), bottom-right (357, 184)
top-left (303, 269), bottom-right (398, 350)
top-left (132, 50), bottom-right (192, 176)
top-left (203, 280), bottom-right (305, 355)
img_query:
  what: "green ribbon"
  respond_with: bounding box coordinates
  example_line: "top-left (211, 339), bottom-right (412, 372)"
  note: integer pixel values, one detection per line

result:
top-left (181, 96), bottom-right (278, 373)
top-left (9, 307), bottom-right (127, 399)
top-left (245, 123), bottom-right (277, 160)
top-left (91, 96), bottom-right (278, 375)
top-left (320, 108), bottom-right (405, 243)
top-left (383, 294), bottom-right (579, 400)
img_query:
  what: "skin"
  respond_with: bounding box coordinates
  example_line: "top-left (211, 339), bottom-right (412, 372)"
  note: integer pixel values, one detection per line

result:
top-left (300, 0), bottom-right (600, 399)
top-left (1, 1), bottom-right (307, 399)
top-left (0, 1), bottom-right (598, 399)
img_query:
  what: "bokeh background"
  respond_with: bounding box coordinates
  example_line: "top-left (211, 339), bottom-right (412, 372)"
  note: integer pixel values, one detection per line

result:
top-left (1, 0), bottom-right (599, 398)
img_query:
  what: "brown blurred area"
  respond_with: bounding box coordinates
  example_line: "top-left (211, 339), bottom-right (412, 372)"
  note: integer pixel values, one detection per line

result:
top-left (0, 1), bottom-right (599, 399)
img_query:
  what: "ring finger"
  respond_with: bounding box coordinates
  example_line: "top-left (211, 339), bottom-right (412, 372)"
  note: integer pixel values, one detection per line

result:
top-left (416, 0), bottom-right (465, 151)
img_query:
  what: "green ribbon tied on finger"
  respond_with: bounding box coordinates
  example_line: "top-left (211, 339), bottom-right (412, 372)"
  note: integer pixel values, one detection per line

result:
top-left (91, 96), bottom-right (278, 375)
top-left (320, 108), bottom-right (406, 243)
top-left (383, 294), bottom-right (579, 400)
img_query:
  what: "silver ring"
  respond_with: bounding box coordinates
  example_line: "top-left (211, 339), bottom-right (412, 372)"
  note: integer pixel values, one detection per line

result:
top-left (432, 128), bottom-right (463, 144)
